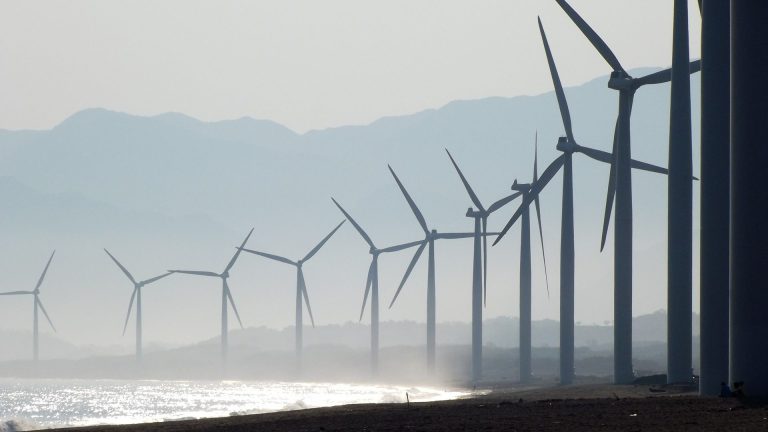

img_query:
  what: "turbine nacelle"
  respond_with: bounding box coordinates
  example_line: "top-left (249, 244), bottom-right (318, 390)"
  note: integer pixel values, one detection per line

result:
top-left (556, 136), bottom-right (578, 154)
top-left (511, 179), bottom-right (532, 193)
top-left (607, 70), bottom-right (634, 91)
top-left (220, 271), bottom-right (229, 279)
top-left (465, 207), bottom-right (483, 218)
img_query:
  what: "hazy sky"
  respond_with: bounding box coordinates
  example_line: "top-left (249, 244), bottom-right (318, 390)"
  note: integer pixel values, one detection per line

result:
top-left (0, 0), bottom-right (701, 133)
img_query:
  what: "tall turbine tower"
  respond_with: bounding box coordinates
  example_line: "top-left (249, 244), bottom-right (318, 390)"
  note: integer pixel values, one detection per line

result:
top-left (387, 164), bottom-right (496, 379)
top-left (495, 18), bottom-right (669, 385)
top-left (332, 198), bottom-right (421, 374)
top-left (444, 149), bottom-right (536, 382)
top-left (239, 220), bottom-right (345, 366)
top-left (667, 0), bottom-right (694, 385)
top-left (104, 249), bottom-right (173, 362)
top-left (0, 251), bottom-right (57, 363)
top-left (553, 0), bottom-right (701, 386)
top-left (170, 228), bottom-right (254, 363)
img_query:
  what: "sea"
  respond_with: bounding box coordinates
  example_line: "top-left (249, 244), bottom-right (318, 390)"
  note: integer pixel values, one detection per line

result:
top-left (0, 378), bottom-right (468, 430)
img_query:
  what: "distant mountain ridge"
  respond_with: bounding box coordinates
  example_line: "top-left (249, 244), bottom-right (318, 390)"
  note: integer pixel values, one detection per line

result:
top-left (0, 67), bottom-right (702, 349)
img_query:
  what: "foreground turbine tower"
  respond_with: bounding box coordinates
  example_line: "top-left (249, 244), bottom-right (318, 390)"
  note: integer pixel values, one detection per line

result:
top-left (104, 249), bottom-right (172, 362)
top-left (554, 0), bottom-right (701, 385)
top-left (730, 1), bottom-right (768, 397)
top-left (495, 18), bottom-right (669, 385)
top-left (387, 164), bottom-right (492, 378)
top-left (332, 198), bottom-right (421, 374)
top-left (170, 228), bottom-right (254, 363)
top-left (239, 220), bottom-right (345, 366)
top-left (667, 0), bottom-right (694, 384)
top-left (444, 150), bottom-right (526, 381)
top-left (698, 0), bottom-right (729, 396)
top-left (0, 251), bottom-right (57, 363)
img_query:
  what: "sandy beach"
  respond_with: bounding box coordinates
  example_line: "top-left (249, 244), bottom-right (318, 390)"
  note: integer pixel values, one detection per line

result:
top-left (54, 384), bottom-right (768, 431)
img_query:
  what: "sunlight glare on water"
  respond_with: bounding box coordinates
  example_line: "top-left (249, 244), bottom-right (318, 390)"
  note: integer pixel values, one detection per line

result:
top-left (0, 378), bottom-right (468, 430)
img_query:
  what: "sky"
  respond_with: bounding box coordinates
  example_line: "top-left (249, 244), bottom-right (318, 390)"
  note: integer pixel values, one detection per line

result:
top-left (0, 0), bottom-right (701, 133)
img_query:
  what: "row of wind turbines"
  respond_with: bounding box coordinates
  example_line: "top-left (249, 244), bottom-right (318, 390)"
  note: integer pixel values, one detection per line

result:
top-left (1, 0), bottom-right (702, 385)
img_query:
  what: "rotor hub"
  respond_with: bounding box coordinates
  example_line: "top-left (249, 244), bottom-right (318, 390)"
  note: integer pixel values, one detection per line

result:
top-left (608, 70), bottom-right (634, 90)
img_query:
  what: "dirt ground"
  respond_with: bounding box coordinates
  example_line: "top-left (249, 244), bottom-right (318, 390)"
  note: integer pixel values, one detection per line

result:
top-left (58, 384), bottom-right (768, 432)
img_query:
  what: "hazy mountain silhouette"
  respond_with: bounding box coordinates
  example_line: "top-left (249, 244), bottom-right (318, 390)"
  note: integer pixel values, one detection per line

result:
top-left (0, 68), bottom-right (701, 349)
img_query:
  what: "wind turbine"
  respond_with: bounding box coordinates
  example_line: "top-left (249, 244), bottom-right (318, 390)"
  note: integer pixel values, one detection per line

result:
top-left (239, 220), bottom-right (345, 365)
top-left (104, 249), bottom-right (172, 362)
top-left (444, 149), bottom-right (537, 382)
top-left (553, 0), bottom-right (701, 386)
top-left (332, 197), bottom-right (422, 374)
top-left (387, 164), bottom-right (499, 379)
top-left (494, 18), bottom-right (669, 385)
top-left (0, 251), bottom-right (57, 363)
top-left (169, 228), bottom-right (254, 362)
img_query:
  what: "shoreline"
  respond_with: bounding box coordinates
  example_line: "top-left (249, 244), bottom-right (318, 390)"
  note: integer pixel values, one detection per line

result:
top-left (47, 384), bottom-right (768, 432)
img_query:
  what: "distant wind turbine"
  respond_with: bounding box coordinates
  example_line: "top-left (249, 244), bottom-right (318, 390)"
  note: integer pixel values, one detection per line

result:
top-left (553, 0), bottom-right (701, 385)
top-left (239, 220), bottom-right (345, 365)
top-left (332, 198), bottom-right (422, 374)
top-left (387, 164), bottom-right (499, 377)
top-left (509, 147), bottom-right (551, 383)
top-left (494, 18), bottom-right (669, 385)
top-left (0, 251), bottom-right (57, 363)
top-left (169, 228), bottom-right (254, 362)
top-left (104, 249), bottom-right (172, 362)
top-left (443, 150), bottom-right (522, 382)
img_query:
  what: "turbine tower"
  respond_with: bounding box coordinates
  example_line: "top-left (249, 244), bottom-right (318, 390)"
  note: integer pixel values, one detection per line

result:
top-left (0, 251), bottom-right (57, 363)
top-left (387, 164), bottom-right (496, 379)
top-left (494, 18), bottom-right (669, 385)
top-left (104, 249), bottom-right (173, 362)
top-left (495, 140), bottom-right (552, 383)
top-left (170, 228), bottom-right (254, 363)
top-left (239, 220), bottom-right (345, 366)
top-left (444, 149), bottom-right (535, 382)
top-left (553, 0), bottom-right (701, 386)
top-left (332, 198), bottom-right (421, 374)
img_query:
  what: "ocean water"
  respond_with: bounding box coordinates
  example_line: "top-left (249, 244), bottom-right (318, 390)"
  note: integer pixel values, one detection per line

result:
top-left (0, 378), bottom-right (467, 430)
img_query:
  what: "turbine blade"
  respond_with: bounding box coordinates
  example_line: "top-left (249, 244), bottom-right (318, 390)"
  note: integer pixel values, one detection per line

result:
top-left (303, 220), bottom-right (345, 262)
top-left (578, 145), bottom-right (671, 175)
top-left (494, 154), bottom-right (566, 246)
top-left (104, 249), bottom-right (137, 285)
top-left (445, 149), bottom-right (485, 212)
top-left (224, 228), bottom-right (255, 273)
top-left (539, 17), bottom-right (574, 142)
top-left (389, 241), bottom-right (427, 309)
top-left (299, 271), bottom-right (315, 328)
top-left (34, 250), bottom-right (56, 292)
top-left (482, 217), bottom-right (488, 307)
top-left (600, 120), bottom-right (620, 252)
top-left (488, 192), bottom-right (523, 214)
top-left (122, 288), bottom-right (138, 336)
top-left (533, 189), bottom-right (550, 297)
top-left (224, 279), bottom-right (244, 329)
top-left (555, 0), bottom-right (625, 73)
top-left (379, 240), bottom-right (425, 253)
top-left (635, 59), bottom-right (702, 87)
top-left (141, 272), bottom-right (173, 286)
top-left (436, 232), bottom-right (477, 239)
top-left (0, 291), bottom-right (33, 296)
top-left (359, 261), bottom-right (374, 321)
top-left (332, 198), bottom-right (376, 249)
top-left (388, 165), bottom-right (429, 234)
top-left (36, 297), bottom-right (56, 333)
top-left (240, 248), bottom-right (296, 266)
top-left (169, 270), bottom-right (220, 277)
